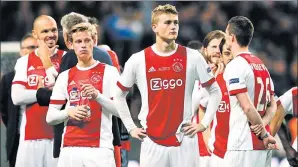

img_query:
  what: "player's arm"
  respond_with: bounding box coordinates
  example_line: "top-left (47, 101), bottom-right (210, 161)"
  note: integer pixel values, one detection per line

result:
top-left (196, 52), bottom-right (221, 130)
top-left (11, 57), bottom-right (38, 105)
top-left (261, 94), bottom-right (277, 127)
top-left (270, 88), bottom-right (293, 136)
top-left (113, 55), bottom-right (146, 141)
top-left (94, 66), bottom-right (119, 117)
top-left (46, 71), bottom-right (68, 125)
top-left (184, 52), bottom-right (221, 135)
top-left (278, 122), bottom-right (298, 166)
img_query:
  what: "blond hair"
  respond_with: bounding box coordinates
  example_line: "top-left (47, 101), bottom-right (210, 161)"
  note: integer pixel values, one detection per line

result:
top-left (68, 24), bottom-right (96, 42)
top-left (151, 4), bottom-right (178, 24)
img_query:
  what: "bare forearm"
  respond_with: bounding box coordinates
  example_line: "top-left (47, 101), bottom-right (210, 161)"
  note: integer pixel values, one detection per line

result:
top-left (262, 96), bottom-right (277, 126)
top-left (278, 122), bottom-right (292, 150)
top-left (40, 57), bottom-right (54, 70)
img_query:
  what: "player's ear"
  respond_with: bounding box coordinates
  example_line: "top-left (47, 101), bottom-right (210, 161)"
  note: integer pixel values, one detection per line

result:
top-left (32, 29), bottom-right (37, 39)
top-left (152, 24), bottom-right (157, 33)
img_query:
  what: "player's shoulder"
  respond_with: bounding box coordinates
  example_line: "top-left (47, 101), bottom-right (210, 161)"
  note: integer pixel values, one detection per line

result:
top-left (125, 50), bottom-right (145, 66)
top-left (15, 54), bottom-right (29, 68)
top-left (226, 56), bottom-right (250, 72)
top-left (103, 63), bottom-right (119, 74)
top-left (185, 47), bottom-right (202, 57)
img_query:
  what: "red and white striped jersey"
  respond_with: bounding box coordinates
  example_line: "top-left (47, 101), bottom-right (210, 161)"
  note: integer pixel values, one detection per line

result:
top-left (12, 49), bottom-right (65, 141)
top-left (223, 52), bottom-right (274, 150)
top-left (117, 44), bottom-right (215, 146)
top-left (208, 73), bottom-right (231, 158)
top-left (277, 87), bottom-right (298, 117)
top-left (49, 62), bottom-right (119, 149)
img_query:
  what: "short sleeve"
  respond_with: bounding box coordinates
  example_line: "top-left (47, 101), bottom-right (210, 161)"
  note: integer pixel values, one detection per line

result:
top-left (223, 59), bottom-right (247, 96)
top-left (269, 77), bottom-right (275, 95)
top-left (116, 54), bottom-right (137, 91)
top-left (278, 88), bottom-right (294, 115)
top-left (193, 51), bottom-right (215, 87)
top-left (12, 56), bottom-right (28, 86)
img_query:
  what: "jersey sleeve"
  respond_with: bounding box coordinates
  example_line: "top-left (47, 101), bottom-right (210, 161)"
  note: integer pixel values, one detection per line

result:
top-left (223, 58), bottom-right (248, 96)
top-left (278, 88), bottom-right (294, 115)
top-left (199, 88), bottom-right (209, 109)
top-left (116, 54), bottom-right (137, 91)
top-left (269, 77), bottom-right (275, 95)
top-left (11, 56), bottom-right (38, 105)
top-left (47, 70), bottom-right (68, 125)
top-left (12, 56), bottom-right (28, 85)
top-left (193, 50), bottom-right (215, 87)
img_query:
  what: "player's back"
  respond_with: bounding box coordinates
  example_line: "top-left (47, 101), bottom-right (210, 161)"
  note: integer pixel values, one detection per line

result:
top-left (224, 52), bottom-right (273, 150)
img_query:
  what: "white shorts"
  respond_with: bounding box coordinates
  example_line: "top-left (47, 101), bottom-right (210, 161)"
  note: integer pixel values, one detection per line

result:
top-left (200, 156), bottom-right (210, 167)
top-left (140, 136), bottom-right (200, 167)
top-left (210, 153), bottom-right (227, 167)
top-left (265, 150), bottom-right (272, 167)
top-left (58, 147), bottom-right (115, 167)
top-left (224, 150), bottom-right (268, 167)
top-left (15, 139), bottom-right (58, 167)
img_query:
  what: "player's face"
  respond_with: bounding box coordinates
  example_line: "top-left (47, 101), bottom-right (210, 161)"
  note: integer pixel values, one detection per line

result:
top-left (20, 37), bottom-right (38, 56)
top-left (204, 38), bottom-right (222, 65)
top-left (33, 19), bottom-right (58, 48)
top-left (152, 13), bottom-right (179, 42)
top-left (72, 31), bottom-right (94, 61)
top-left (221, 42), bottom-right (233, 66)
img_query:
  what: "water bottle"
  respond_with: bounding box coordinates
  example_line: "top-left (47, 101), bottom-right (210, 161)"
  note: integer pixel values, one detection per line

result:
top-left (79, 92), bottom-right (91, 122)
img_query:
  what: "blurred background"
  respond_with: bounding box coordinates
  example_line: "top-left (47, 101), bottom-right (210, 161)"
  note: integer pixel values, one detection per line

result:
top-left (1, 1), bottom-right (297, 167)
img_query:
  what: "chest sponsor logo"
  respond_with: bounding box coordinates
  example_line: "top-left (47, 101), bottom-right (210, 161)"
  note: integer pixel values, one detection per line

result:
top-left (27, 75), bottom-right (49, 86)
top-left (150, 78), bottom-right (183, 90)
top-left (218, 101), bottom-right (229, 112)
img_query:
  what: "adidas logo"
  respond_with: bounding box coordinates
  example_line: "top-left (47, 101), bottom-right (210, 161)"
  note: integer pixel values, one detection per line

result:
top-left (69, 80), bottom-right (76, 85)
top-left (28, 66), bottom-right (35, 71)
top-left (148, 66), bottom-right (156, 72)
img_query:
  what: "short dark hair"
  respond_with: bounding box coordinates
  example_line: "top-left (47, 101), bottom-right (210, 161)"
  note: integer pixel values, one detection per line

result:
top-left (219, 38), bottom-right (226, 54)
top-left (88, 17), bottom-right (99, 26)
top-left (203, 30), bottom-right (225, 48)
top-left (20, 33), bottom-right (34, 46)
top-left (227, 16), bottom-right (254, 47)
top-left (187, 40), bottom-right (203, 50)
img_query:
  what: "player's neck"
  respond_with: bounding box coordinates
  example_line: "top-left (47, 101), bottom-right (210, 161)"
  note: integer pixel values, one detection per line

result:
top-left (155, 39), bottom-right (176, 53)
top-left (233, 46), bottom-right (249, 57)
top-left (77, 57), bottom-right (97, 68)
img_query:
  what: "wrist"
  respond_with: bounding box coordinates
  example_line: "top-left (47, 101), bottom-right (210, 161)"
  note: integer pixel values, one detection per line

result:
top-left (259, 131), bottom-right (269, 140)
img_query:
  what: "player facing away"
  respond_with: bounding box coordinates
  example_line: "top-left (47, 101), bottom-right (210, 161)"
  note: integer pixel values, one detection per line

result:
top-left (223, 16), bottom-right (277, 167)
top-left (11, 15), bottom-right (65, 167)
top-left (270, 87), bottom-right (298, 166)
top-left (46, 25), bottom-right (120, 167)
top-left (114, 4), bottom-right (222, 167)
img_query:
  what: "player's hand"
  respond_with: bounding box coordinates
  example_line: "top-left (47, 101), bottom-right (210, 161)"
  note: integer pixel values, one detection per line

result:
top-left (285, 147), bottom-right (298, 166)
top-left (129, 128), bottom-right (147, 141)
top-left (183, 123), bottom-right (206, 137)
top-left (37, 76), bottom-right (45, 89)
top-left (250, 124), bottom-right (263, 137)
top-left (214, 62), bottom-right (224, 77)
top-left (37, 39), bottom-right (58, 59)
top-left (262, 134), bottom-right (277, 149)
top-left (80, 83), bottom-right (99, 100)
top-left (67, 106), bottom-right (88, 121)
